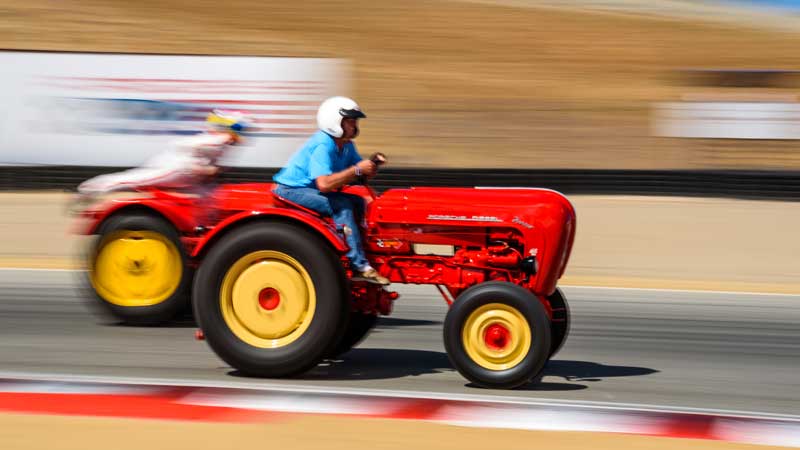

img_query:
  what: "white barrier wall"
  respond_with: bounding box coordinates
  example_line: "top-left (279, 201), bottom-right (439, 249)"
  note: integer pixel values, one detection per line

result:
top-left (653, 101), bottom-right (800, 139)
top-left (0, 51), bottom-right (350, 167)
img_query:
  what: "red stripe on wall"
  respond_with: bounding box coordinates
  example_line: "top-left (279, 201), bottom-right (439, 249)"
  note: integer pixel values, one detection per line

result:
top-left (165, 100), bottom-right (321, 106)
top-left (50, 77), bottom-right (324, 85)
top-left (38, 83), bottom-right (322, 94)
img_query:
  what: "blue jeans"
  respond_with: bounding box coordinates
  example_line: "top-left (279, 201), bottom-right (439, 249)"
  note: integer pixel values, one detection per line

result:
top-left (273, 184), bottom-right (370, 271)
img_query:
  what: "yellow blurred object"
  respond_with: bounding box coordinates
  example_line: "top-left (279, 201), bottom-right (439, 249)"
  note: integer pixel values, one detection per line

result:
top-left (90, 230), bottom-right (183, 307)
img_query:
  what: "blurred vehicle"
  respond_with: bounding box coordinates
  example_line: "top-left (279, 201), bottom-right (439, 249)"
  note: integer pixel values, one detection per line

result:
top-left (73, 177), bottom-right (576, 389)
top-left (73, 110), bottom-right (251, 210)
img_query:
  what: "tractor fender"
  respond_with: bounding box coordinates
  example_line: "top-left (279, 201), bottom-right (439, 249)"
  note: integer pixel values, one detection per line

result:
top-left (191, 209), bottom-right (348, 258)
top-left (80, 199), bottom-right (196, 235)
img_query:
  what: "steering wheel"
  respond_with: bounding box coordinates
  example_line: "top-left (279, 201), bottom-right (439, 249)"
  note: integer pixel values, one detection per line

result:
top-left (361, 152), bottom-right (386, 200)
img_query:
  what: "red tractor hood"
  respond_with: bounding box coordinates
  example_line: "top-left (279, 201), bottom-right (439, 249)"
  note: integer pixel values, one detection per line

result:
top-left (369, 187), bottom-right (577, 293)
top-left (375, 187), bottom-right (573, 226)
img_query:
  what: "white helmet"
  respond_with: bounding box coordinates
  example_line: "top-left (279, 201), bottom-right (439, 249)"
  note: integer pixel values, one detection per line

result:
top-left (316, 96), bottom-right (366, 138)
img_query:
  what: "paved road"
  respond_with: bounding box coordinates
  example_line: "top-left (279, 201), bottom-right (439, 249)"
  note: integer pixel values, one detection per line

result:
top-left (0, 269), bottom-right (798, 416)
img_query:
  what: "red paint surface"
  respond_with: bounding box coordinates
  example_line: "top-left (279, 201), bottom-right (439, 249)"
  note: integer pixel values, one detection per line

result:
top-left (259, 288), bottom-right (281, 311)
top-left (76, 181), bottom-right (576, 322)
top-left (484, 324), bottom-right (511, 351)
top-left (0, 386), bottom-right (792, 447)
top-left (0, 392), bottom-right (274, 423)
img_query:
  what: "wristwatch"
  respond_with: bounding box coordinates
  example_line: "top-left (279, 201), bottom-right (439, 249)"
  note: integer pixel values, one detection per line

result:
top-left (354, 165), bottom-right (362, 177)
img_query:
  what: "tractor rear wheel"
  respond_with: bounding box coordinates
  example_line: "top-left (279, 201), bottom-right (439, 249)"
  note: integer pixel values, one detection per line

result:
top-left (85, 212), bottom-right (191, 325)
top-left (193, 221), bottom-right (349, 377)
top-left (444, 282), bottom-right (551, 389)
top-left (326, 312), bottom-right (378, 358)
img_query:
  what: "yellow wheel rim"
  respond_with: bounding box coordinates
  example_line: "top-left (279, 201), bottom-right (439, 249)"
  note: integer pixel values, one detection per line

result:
top-left (220, 250), bottom-right (316, 349)
top-left (90, 230), bottom-right (183, 307)
top-left (462, 303), bottom-right (532, 371)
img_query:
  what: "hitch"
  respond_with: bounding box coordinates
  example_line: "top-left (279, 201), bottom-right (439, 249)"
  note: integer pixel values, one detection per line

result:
top-left (351, 283), bottom-right (399, 315)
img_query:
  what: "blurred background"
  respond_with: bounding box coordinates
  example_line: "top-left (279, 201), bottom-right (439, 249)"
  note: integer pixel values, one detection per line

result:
top-left (1, 0), bottom-right (799, 288)
top-left (1, 2), bottom-right (799, 449)
top-left (2, 0), bottom-right (800, 170)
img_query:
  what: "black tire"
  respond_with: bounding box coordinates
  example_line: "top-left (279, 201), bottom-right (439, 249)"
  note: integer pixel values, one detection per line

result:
top-left (192, 221), bottom-right (349, 377)
top-left (84, 212), bottom-right (192, 325)
top-left (547, 287), bottom-right (571, 358)
top-left (326, 312), bottom-right (378, 358)
top-left (443, 282), bottom-right (551, 389)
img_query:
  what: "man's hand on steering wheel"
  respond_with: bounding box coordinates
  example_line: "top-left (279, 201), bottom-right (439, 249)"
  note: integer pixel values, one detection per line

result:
top-left (355, 159), bottom-right (377, 178)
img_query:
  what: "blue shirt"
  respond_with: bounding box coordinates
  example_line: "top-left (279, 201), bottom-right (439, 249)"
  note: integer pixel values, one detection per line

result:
top-left (273, 130), bottom-right (363, 188)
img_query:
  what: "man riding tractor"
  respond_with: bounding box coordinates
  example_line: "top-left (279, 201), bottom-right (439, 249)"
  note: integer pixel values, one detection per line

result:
top-left (75, 97), bottom-right (576, 389)
top-left (272, 96), bottom-right (390, 285)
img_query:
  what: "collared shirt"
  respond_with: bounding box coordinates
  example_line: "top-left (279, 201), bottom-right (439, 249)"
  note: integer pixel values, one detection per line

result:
top-left (273, 130), bottom-right (362, 188)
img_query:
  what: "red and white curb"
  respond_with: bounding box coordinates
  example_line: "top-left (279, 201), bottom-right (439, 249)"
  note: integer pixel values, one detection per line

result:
top-left (0, 378), bottom-right (798, 447)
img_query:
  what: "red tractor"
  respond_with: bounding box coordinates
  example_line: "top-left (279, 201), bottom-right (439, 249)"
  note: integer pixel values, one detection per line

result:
top-left (76, 179), bottom-right (575, 389)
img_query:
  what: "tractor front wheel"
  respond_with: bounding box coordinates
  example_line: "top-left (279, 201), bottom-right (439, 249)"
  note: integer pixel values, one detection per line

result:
top-left (444, 282), bottom-right (551, 389)
top-left (547, 287), bottom-right (570, 358)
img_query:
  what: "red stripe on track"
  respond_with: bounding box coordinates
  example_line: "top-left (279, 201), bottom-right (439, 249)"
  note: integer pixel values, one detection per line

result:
top-left (384, 399), bottom-right (448, 420)
top-left (0, 380), bottom-right (795, 448)
top-left (655, 415), bottom-right (720, 441)
top-left (0, 392), bottom-right (276, 423)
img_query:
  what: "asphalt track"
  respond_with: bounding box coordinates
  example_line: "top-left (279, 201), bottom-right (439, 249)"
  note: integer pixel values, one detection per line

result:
top-left (0, 269), bottom-right (798, 417)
